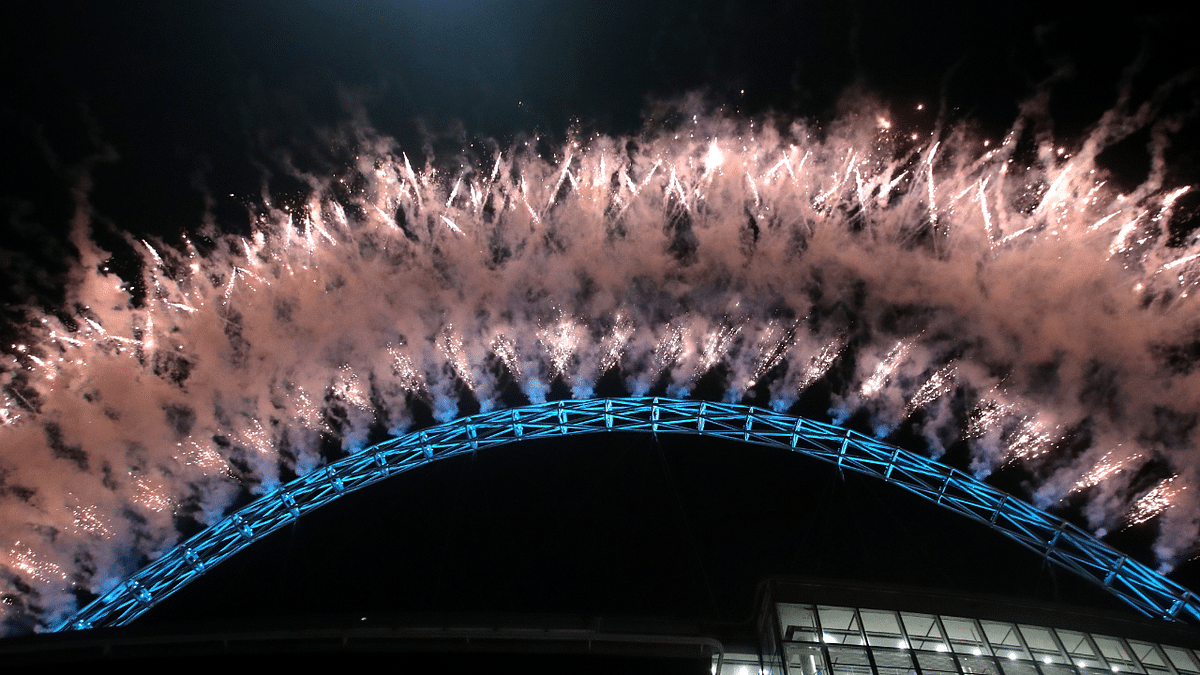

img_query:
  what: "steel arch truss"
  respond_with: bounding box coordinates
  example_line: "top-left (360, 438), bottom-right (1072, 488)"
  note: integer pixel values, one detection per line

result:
top-left (59, 397), bottom-right (1200, 631)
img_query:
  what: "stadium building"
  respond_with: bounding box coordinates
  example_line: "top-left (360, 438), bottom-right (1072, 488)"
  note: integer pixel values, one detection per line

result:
top-left (2, 399), bottom-right (1197, 673)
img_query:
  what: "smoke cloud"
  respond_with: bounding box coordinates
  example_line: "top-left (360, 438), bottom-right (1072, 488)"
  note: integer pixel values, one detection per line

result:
top-left (2, 91), bottom-right (1199, 633)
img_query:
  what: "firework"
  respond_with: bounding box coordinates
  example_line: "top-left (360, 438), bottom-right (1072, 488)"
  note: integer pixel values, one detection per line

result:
top-left (1, 96), bottom-right (1198, 633)
top-left (1071, 450), bottom-right (1143, 493)
top-left (861, 340), bottom-right (912, 399)
top-left (1128, 477), bottom-right (1186, 527)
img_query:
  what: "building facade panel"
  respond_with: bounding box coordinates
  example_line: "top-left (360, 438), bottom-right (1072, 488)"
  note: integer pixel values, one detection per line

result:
top-left (772, 601), bottom-right (1200, 675)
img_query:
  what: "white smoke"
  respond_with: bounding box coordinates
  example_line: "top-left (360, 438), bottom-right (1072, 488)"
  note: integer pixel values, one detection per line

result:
top-left (2, 91), bottom-right (1199, 633)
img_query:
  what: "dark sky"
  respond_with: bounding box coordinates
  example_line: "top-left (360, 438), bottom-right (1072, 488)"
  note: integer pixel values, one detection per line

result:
top-left (5, 1), bottom-right (1196, 247)
top-left (3, 0), bottom-right (1199, 629)
top-left (140, 430), bottom-right (1136, 628)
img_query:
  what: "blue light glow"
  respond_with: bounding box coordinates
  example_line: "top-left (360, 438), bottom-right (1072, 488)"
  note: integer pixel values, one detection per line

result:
top-left (58, 398), bottom-right (1200, 631)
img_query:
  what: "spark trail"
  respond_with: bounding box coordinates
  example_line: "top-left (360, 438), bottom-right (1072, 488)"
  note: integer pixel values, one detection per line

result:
top-left (2, 95), bottom-right (1199, 634)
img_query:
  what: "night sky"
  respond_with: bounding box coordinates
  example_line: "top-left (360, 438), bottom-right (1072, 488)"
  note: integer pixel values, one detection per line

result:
top-left (6, 1), bottom-right (1196, 252)
top-left (3, 0), bottom-right (1200, 635)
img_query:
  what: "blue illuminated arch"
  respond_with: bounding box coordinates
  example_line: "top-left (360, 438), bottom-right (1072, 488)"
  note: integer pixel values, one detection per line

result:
top-left (58, 397), bottom-right (1200, 630)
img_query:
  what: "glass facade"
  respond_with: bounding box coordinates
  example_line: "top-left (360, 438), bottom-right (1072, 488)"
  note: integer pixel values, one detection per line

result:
top-left (773, 603), bottom-right (1200, 675)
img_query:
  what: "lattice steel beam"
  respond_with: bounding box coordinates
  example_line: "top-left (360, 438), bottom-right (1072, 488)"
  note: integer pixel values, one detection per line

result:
top-left (56, 397), bottom-right (1200, 631)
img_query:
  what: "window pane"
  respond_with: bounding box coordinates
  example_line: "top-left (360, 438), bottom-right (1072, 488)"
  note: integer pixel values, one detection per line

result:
top-left (787, 643), bottom-right (829, 675)
top-left (958, 655), bottom-right (1000, 675)
top-left (1164, 646), bottom-right (1200, 675)
top-left (942, 617), bottom-right (989, 656)
top-left (902, 613), bottom-right (946, 652)
top-left (916, 651), bottom-right (959, 675)
top-left (1093, 636), bottom-right (1144, 674)
top-left (998, 660), bottom-right (1040, 675)
top-left (820, 606), bottom-right (859, 631)
top-left (1128, 641), bottom-right (1171, 672)
top-left (829, 646), bottom-right (874, 675)
top-left (781, 604), bottom-right (821, 643)
top-left (1042, 664), bottom-right (1076, 675)
top-left (981, 621), bottom-right (1026, 655)
top-left (861, 609), bottom-right (905, 648)
top-left (993, 646), bottom-right (1034, 664)
top-left (1057, 630), bottom-right (1096, 656)
top-left (1056, 630), bottom-right (1104, 670)
top-left (820, 606), bottom-right (865, 646)
top-left (861, 610), bottom-right (903, 635)
top-left (1019, 625), bottom-right (1067, 665)
top-left (1019, 626), bottom-right (1061, 655)
top-left (872, 649), bottom-right (918, 675)
top-left (721, 651), bottom-right (765, 675)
